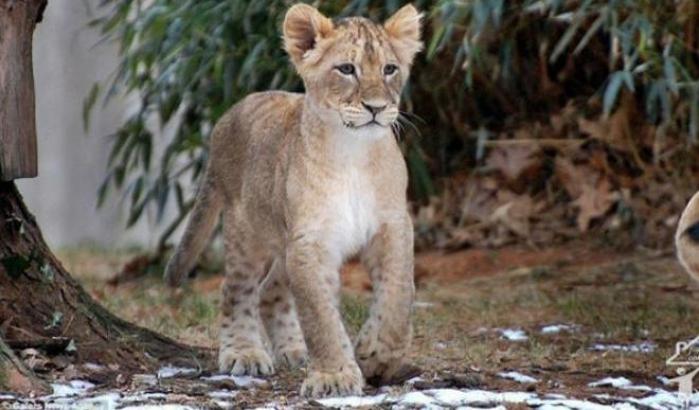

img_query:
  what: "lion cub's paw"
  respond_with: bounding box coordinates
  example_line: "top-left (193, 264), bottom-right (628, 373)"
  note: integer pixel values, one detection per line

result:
top-left (219, 347), bottom-right (275, 376)
top-left (276, 347), bottom-right (308, 369)
top-left (355, 332), bottom-right (410, 385)
top-left (300, 364), bottom-right (364, 397)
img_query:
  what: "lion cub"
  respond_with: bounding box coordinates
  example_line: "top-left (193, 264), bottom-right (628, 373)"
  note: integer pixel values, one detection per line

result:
top-left (164, 3), bottom-right (422, 397)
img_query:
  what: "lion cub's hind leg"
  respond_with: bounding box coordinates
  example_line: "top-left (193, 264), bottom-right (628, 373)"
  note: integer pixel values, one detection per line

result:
top-left (218, 212), bottom-right (274, 376)
top-left (260, 259), bottom-right (308, 369)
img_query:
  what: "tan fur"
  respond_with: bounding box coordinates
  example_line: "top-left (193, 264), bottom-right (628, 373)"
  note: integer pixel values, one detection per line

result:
top-left (676, 192), bottom-right (699, 281)
top-left (164, 3), bottom-right (423, 397)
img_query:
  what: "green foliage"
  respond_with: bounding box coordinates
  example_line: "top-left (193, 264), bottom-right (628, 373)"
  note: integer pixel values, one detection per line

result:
top-left (89, 0), bottom-right (699, 247)
top-left (430, 0), bottom-right (699, 135)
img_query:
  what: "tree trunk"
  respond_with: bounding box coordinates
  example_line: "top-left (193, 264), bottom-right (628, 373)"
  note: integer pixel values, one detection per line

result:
top-left (0, 0), bottom-right (44, 180)
top-left (0, 182), bottom-right (209, 387)
top-left (0, 0), bottom-right (209, 394)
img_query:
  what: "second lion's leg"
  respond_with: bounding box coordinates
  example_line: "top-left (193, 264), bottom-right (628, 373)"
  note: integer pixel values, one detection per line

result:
top-left (356, 215), bottom-right (415, 384)
top-left (218, 212), bottom-right (274, 376)
top-left (260, 258), bottom-right (308, 368)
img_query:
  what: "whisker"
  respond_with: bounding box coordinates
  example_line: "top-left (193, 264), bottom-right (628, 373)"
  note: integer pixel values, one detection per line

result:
top-left (391, 122), bottom-right (401, 140)
top-left (397, 114), bottom-right (422, 138)
top-left (399, 110), bottom-right (427, 125)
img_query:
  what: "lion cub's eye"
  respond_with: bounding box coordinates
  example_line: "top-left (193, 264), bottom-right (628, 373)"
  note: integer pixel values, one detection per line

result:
top-left (383, 64), bottom-right (398, 76)
top-left (336, 64), bottom-right (356, 75)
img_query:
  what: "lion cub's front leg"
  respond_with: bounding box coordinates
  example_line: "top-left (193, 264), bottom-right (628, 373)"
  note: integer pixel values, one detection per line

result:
top-left (286, 238), bottom-right (364, 397)
top-left (356, 216), bottom-right (415, 384)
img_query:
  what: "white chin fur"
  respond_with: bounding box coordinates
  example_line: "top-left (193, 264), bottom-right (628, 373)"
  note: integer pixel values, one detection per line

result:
top-left (345, 123), bottom-right (390, 139)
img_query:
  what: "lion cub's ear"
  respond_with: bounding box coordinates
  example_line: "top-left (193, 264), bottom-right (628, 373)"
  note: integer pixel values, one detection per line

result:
top-left (283, 4), bottom-right (334, 67)
top-left (384, 4), bottom-right (424, 66)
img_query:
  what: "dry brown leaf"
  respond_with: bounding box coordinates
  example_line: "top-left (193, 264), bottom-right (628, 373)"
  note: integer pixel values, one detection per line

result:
top-left (555, 156), bottom-right (619, 232)
top-left (572, 177), bottom-right (618, 232)
top-left (486, 146), bottom-right (539, 182)
top-left (554, 156), bottom-right (584, 198)
top-left (490, 193), bottom-right (534, 237)
top-left (460, 178), bottom-right (498, 223)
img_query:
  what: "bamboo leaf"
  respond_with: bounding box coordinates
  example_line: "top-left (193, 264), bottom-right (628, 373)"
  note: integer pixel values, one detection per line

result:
top-left (82, 83), bottom-right (100, 132)
top-left (603, 71), bottom-right (624, 116)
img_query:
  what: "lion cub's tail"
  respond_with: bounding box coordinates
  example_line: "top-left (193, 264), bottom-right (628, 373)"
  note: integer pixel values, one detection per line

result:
top-left (164, 170), bottom-right (223, 287)
top-left (676, 191), bottom-right (699, 282)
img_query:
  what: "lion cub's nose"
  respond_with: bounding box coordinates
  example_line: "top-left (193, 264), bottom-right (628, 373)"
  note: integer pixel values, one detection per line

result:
top-left (362, 100), bottom-right (387, 116)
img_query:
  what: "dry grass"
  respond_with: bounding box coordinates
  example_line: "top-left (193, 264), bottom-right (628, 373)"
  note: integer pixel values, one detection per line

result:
top-left (58, 244), bottom-right (699, 396)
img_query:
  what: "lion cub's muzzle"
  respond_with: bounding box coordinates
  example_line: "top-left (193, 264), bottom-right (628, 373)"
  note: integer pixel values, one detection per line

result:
top-left (340, 101), bottom-right (399, 129)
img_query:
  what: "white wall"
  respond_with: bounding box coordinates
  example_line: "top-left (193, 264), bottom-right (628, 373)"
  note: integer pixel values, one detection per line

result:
top-left (17, 0), bottom-right (161, 249)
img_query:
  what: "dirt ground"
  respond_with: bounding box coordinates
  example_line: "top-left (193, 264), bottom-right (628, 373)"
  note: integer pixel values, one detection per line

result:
top-left (5, 240), bottom-right (699, 408)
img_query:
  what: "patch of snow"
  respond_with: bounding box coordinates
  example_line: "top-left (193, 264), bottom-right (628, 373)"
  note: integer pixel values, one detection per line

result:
top-left (543, 393), bottom-right (568, 400)
top-left (0, 394), bottom-right (15, 400)
top-left (398, 391), bottom-right (437, 406)
top-left (534, 398), bottom-right (610, 409)
top-left (405, 376), bottom-right (423, 385)
top-left (434, 342), bottom-right (447, 350)
top-left (414, 301), bottom-right (435, 308)
top-left (377, 385), bottom-right (392, 394)
top-left (201, 374), bottom-right (267, 387)
top-left (500, 329), bottom-right (528, 341)
top-left (83, 362), bottom-right (104, 371)
top-left (208, 390), bottom-right (238, 399)
top-left (590, 342), bottom-right (656, 353)
top-left (428, 389), bottom-right (536, 406)
top-left (73, 392), bottom-right (121, 409)
top-left (456, 407), bottom-right (507, 410)
top-left (589, 377), bottom-right (632, 388)
top-left (500, 391), bottom-right (539, 402)
top-left (541, 324), bottom-right (578, 334)
top-left (49, 380), bottom-right (95, 397)
top-left (121, 392), bottom-right (168, 403)
top-left (121, 406), bottom-right (197, 410)
top-left (588, 377), bottom-right (653, 392)
top-left (623, 384), bottom-right (652, 392)
top-left (613, 404), bottom-right (638, 410)
top-left (657, 376), bottom-right (671, 386)
top-left (316, 393), bottom-right (387, 407)
top-left (157, 366), bottom-right (197, 378)
top-left (225, 385), bottom-right (696, 410)
top-left (498, 371), bottom-right (538, 384)
top-left (626, 389), bottom-right (699, 409)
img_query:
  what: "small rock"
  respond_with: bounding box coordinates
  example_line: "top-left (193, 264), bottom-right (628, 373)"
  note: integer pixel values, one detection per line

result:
top-left (413, 379), bottom-right (453, 390)
top-left (131, 374), bottom-right (158, 387)
top-left (444, 372), bottom-right (482, 389)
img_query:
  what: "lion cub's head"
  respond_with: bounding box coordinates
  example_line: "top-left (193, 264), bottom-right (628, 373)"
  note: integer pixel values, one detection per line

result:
top-left (283, 3), bottom-right (422, 133)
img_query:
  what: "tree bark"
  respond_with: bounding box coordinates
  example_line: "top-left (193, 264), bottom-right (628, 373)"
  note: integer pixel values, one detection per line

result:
top-left (0, 182), bottom-right (209, 383)
top-left (0, 0), bottom-right (209, 394)
top-left (0, 0), bottom-right (45, 180)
